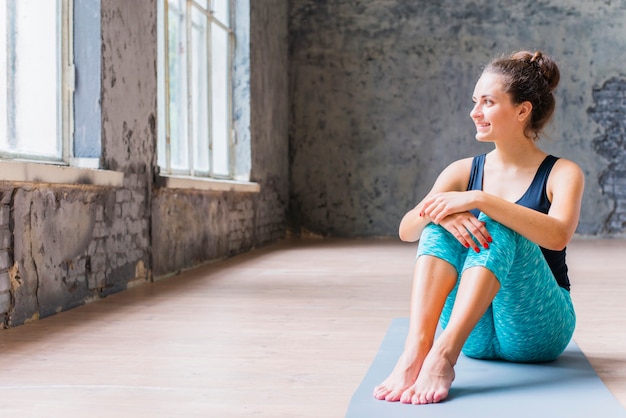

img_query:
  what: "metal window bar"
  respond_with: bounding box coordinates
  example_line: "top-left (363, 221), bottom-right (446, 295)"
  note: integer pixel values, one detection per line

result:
top-left (185, 0), bottom-right (194, 176)
top-left (208, 0), bottom-right (233, 179)
top-left (61, 0), bottom-right (74, 163)
top-left (163, 0), bottom-right (172, 175)
top-left (6, 1), bottom-right (17, 151)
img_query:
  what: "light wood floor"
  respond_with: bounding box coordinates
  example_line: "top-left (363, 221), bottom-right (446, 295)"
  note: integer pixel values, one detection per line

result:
top-left (0, 238), bottom-right (625, 417)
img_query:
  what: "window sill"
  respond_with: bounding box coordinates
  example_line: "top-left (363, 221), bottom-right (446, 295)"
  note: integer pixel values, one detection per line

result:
top-left (158, 175), bottom-right (260, 193)
top-left (0, 161), bottom-right (124, 187)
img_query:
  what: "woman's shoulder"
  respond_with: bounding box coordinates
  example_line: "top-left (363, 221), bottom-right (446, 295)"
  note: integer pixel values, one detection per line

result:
top-left (435, 156), bottom-right (479, 190)
top-left (446, 156), bottom-right (478, 170)
top-left (551, 157), bottom-right (583, 177)
top-left (547, 156), bottom-right (585, 196)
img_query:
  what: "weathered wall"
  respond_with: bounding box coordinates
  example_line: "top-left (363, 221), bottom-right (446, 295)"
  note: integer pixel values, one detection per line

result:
top-left (289, 0), bottom-right (626, 237)
top-left (0, 0), bottom-right (289, 327)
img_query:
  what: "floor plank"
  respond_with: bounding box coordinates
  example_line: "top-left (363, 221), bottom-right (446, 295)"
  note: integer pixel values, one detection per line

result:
top-left (0, 238), bottom-right (624, 417)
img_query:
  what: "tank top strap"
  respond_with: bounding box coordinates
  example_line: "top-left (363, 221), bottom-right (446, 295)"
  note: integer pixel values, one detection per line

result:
top-left (467, 154), bottom-right (486, 192)
top-left (516, 155), bottom-right (559, 214)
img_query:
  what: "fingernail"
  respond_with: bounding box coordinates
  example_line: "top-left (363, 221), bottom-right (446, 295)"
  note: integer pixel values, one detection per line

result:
top-left (474, 247), bottom-right (480, 253)
top-left (464, 243), bottom-right (470, 248)
top-left (484, 243), bottom-right (489, 249)
top-left (487, 237), bottom-right (493, 243)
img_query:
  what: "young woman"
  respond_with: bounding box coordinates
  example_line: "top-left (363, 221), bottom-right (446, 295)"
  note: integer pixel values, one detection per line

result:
top-left (373, 51), bottom-right (584, 405)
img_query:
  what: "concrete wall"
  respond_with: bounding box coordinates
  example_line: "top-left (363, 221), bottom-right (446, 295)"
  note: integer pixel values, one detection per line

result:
top-left (289, 0), bottom-right (626, 237)
top-left (0, 0), bottom-right (289, 327)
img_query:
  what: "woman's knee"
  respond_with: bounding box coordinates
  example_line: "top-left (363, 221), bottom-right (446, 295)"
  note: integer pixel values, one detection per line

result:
top-left (416, 223), bottom-right (467, 273)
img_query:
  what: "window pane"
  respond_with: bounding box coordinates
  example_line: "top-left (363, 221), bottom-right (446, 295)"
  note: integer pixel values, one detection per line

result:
top-left (213, 0), bottom-right (229, 26)
top-left (195, 0), bottom-right (208, 10)
top-left (168, 0), bottom-right (189, 172)
top-left (3, 0), bottom-right (60, 159)
top-left (211, 24), bottom-right (229, 177)
top-left (0, 5), bottom-right (7, 147)
top-left (191, 7), bottom-right (209, 174)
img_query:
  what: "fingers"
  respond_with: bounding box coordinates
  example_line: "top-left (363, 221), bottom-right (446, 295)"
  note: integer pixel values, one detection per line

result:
top-left (422, 199), bottom-right (447, 224)
top-left (450, 224), bottom-right (476, 251)
top-left (439, 213), bottom-right (492, 253)
top-left (465, 218), bottom-right (492, 250)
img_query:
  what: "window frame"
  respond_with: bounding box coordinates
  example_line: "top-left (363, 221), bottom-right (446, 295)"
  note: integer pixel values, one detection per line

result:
top-left (159, 0), bottom-right (236, 180)
top-left (0, 0), bottom-right (74, 165)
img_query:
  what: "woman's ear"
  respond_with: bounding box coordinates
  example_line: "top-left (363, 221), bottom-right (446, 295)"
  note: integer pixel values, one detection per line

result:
top-left (517, 101), bottom-right (533, 122)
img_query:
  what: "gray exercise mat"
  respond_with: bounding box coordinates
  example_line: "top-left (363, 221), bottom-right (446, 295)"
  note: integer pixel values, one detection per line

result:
top-left (346, 318), bottom-right (626, 418)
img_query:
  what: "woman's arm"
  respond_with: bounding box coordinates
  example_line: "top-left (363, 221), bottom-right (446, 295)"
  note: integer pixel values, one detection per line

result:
top-left (399, 158), bottom-right (490, 246)
top-left (423, 159), bottom-right (584, 250)
top-left (399, 159), bottom-right (470, 242)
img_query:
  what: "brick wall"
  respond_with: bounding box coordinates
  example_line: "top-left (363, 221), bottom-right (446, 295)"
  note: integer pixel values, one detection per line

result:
top-left (589, 77), bottom-right (626, 234)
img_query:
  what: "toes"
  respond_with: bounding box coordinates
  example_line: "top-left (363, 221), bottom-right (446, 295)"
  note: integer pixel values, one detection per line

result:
top-left (373, 386), bottom-right (390, 400)
top-left (431, 391), bottom-right (442, 403)
top-left (385, 389), bottom-right (404, 402)
top-left (399, 389), bottom-right (414, 404)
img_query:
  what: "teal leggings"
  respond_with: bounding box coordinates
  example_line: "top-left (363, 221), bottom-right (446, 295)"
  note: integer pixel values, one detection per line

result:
top-left (416, 214), bottom-right (576, 363)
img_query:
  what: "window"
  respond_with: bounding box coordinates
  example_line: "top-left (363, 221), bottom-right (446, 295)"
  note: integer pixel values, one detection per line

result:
top-left (0, 0), bottom-right (74, 163)
top-left (158, 0), bottom-right (234, 179)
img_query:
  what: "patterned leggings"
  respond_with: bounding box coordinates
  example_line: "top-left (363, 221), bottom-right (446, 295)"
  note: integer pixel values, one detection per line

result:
top-left (416, 214), bottom-right (576, 363)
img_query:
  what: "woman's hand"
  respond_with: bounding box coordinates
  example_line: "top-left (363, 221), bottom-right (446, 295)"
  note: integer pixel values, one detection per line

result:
top-left (421, 191), bottom-right (479, 224)
top-left (435, 211), bottom-right (492, 252)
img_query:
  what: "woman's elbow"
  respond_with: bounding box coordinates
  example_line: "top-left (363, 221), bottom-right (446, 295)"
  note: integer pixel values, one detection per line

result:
top-left (399, 228), bottom-right (420, 242)
top-left (544, 231), bottom-right (571, 251)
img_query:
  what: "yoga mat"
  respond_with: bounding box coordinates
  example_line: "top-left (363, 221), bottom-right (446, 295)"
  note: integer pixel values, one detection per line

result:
top-left (346, 318), bottom-right (626, 418)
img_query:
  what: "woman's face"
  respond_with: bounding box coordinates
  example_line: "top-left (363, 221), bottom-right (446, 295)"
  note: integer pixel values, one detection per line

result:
top-left (470, 72), bottom-right (526, 143)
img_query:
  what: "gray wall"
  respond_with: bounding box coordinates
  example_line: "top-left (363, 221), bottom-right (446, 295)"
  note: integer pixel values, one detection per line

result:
top-left (289, 0), bottom-right (626, 237)
top-left (0, 0), bottom-right (289, 327)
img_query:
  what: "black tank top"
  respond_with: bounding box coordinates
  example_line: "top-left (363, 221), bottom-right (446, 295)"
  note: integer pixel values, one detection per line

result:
top-left (467, 154), bottom-right (570, 291)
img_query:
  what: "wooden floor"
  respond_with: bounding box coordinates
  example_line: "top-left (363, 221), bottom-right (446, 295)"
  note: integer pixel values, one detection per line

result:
top-left (0, 238), bottom-right (625, 417)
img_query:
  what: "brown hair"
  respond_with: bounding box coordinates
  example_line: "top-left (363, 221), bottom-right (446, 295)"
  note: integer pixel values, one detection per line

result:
top-left (484, 51), bottom-right (560, 140)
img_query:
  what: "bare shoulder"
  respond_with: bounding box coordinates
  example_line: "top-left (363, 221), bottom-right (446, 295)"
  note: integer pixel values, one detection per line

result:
top-left (432, 157), bottom-right (475, 192)
top-left (548, 157), bottom-right (585, 200)
top-left (440, 157), bottom-right (474, 176)
top-left (552, 158), bottom-right (584, 182)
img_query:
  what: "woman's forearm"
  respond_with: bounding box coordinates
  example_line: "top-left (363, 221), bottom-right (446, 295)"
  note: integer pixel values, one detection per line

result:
top-left (474, 191), bottom-right (576, 251)
top-left (398, 204), bottom-right (431, 242)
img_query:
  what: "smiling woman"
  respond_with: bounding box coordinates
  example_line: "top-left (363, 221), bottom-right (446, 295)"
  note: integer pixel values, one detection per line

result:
top-left (373, 51), bottom-right (585, 405)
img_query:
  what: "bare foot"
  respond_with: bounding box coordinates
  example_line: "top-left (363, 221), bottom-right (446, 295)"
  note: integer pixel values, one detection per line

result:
top-left (399, 349), bottom-right (455, 404)
top-left (373, 348), bottom-right (426, 402)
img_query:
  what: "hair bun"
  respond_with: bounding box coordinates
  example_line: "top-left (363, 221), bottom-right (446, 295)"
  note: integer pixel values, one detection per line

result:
top-left (517, 50), bottom-right (560, 91)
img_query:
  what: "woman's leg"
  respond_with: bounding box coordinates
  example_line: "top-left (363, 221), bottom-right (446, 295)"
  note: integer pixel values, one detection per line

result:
top-left (373, 224), bottom-right (465, 401)
top-left (401, 265), bottom-right (501, 404)
top-left (401, 215), bottom-right (575, 404)
top-left (460, 215), bottom-right (576, 362)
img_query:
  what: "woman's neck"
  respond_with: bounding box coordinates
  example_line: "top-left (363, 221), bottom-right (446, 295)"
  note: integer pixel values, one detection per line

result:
top-left (489, 139), bottom-right (546, 168)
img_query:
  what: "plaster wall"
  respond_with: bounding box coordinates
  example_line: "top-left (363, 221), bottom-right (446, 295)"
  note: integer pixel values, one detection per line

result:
top-left (289, 0), bottom-right (626, 237)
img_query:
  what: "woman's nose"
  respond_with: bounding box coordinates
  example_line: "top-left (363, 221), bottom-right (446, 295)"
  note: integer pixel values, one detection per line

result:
top-left (470, 104), bottom-right (480, 119)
